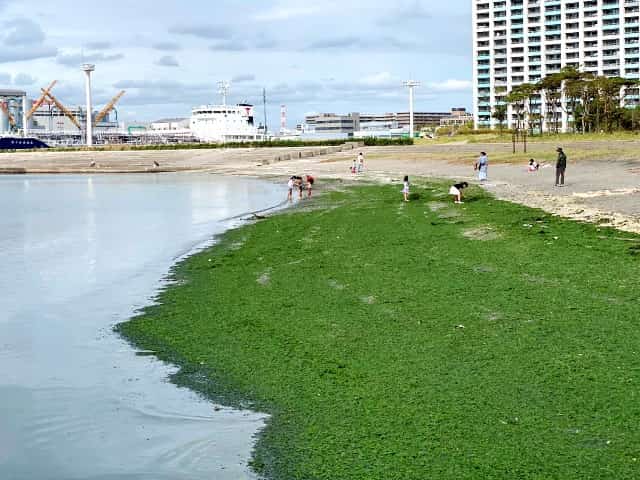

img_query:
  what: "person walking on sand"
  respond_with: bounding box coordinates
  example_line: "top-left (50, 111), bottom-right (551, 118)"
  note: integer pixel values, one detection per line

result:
top-left (475, 152), bottom-right (489, 182)
top-left (357, 152), bottom-right (365, 173)
top-left (449, 182), bottom-right (469, 204)
top-left (402, 175), bottom-right (410, 202)
top-left (351, 159), bottom-right (357, 174)
top-left (555, 147), bottom-right (567, 187)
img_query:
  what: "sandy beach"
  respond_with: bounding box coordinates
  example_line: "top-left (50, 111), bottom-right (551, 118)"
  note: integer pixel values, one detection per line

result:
top-left (2, 142), bottom-right (639, 233)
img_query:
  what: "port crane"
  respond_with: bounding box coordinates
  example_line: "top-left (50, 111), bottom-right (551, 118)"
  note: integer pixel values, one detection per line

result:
top-left (1, 102), bottom-right (16, 128)
top-left (94, 90), bottom-right (125, 124)
top-left (42, 89), bottom-right (82, 130)
top-left (28, 81), bottom-right (126, 131)
top-left (27, 80), bottom-right (57, 119)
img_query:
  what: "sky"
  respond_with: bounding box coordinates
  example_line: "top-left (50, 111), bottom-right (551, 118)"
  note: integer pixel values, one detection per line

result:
top-left (0, 0), bottom-right (472, 127)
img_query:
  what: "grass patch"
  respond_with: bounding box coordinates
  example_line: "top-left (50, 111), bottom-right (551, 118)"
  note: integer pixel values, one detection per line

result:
top-left (420, 131), bottom-right (640, 145)
top-left (118, 182), bottom-right (640, 479)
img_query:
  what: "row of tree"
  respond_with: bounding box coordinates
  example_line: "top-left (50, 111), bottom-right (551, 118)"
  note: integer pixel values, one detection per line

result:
top-left (491, 66), bottom-right (640, 134)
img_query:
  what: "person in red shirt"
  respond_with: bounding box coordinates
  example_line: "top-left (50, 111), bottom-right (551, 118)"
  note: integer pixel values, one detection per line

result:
top-left (306, 175), bottom-right (315, 198)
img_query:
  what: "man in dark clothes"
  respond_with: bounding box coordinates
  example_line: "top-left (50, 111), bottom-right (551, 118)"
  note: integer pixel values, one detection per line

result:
top-left (555, 147), bottom-right (567, 187)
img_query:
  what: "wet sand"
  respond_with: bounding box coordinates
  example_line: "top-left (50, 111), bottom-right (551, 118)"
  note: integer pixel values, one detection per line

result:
top-left (1, 142), bottom-right (639, 233)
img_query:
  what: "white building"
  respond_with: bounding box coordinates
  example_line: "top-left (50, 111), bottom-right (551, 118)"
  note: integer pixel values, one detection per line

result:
top-left (149, 118), bottom-right (190, 131)
top-left (472, 0), bottom-right (640, 131)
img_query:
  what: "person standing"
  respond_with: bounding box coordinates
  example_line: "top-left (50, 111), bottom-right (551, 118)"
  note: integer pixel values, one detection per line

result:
top-left (475, 152), bottom-right (489, 182)
top-left (357, 152), bottom-right (365, 173)
top-left (555, 147), bottom-right (567, 187)
top-left (306, 174), bottom-right (315, 198)
top-left (402, 175), bottom-right (410, 202)
top-left (287, 176), bottom-right (295, 201)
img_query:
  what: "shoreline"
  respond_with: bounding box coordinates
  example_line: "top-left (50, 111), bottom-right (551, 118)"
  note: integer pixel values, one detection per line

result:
top-left (116, 181), bottom-right (640, 479)
top-left (2, 142), bottom-right (638, 234)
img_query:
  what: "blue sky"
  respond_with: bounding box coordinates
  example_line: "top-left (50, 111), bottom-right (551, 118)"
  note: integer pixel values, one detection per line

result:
top-left (0, 0), bottom-right (472, 126)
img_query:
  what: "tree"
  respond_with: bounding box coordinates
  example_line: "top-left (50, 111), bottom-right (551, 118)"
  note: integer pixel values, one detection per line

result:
top-left (560, 66), bottom-right (587, 133)
top-left (537, 73), bottom-right (563, 133)
top-left (507, 83), bottom-right (537, 134)
top-left (492, 104), bottom-right (507, 134)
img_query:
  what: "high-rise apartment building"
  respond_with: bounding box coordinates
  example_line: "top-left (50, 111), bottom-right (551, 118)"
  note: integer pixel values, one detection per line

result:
top-left (472, 0), bottom-right (640, 130)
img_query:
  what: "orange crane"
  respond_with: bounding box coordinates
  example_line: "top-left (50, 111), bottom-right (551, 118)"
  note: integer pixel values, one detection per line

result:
top-left (94, 90), bottom-right (125, 124)
top-left (1, 102), bottom-right (16, 128)
top-left (42, 89), bottom-right (82, 130)
top-left (27, 80), bottom-right (57, 119)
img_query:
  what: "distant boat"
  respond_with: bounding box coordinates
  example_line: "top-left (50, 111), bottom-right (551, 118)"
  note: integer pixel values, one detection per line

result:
top-left (0, 137), bottom-right (49, 150)
top-left (190, 103), bottom-right (264, 143)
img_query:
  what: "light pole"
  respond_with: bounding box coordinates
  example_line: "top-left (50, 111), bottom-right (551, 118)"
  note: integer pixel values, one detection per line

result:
top-left (22, 95), bottom-right (27, 137)
top-left (403, 80), bottom-right (420, 139)
top-left (82, 64), bottom-right (95, 146)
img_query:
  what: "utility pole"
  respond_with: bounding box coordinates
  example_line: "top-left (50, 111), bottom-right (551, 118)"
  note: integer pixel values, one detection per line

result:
top-left (82, 64), bottom-right (95, 146)
top-left (403, 80), bottom-right (420, 139)
top-left (22, 95), bottom-right (28, 137)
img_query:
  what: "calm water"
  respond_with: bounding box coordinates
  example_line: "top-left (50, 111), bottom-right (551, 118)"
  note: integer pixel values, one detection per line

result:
top-left (0, 174), bottom-right (284, 480)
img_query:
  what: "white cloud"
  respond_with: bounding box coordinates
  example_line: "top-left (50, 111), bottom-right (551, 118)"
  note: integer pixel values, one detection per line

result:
top-left (254, 4), bottom-right (325, 21)
top-left (56, 51), bottom-right (124, 67)
top-left (0, 46), bottom-right (57, 63)
top-left (428, 79), bottom-right (472, 92)
top-left (13, 73), bottom-right (36, 85)
top-left (4, 18), bottom-right (46, 46)
top-left (360, 72), bottom-right (395, 87)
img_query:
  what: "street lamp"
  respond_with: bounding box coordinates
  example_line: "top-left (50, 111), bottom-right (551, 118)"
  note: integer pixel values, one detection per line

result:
top-left (403, 80), bottom-right (420, 139)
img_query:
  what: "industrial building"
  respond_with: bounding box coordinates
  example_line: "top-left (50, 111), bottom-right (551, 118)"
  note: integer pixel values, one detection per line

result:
top-left (304, 109), bottom-right (466, 137)
top-left (472, 0), bottom-right (640, 130)
top-left (29, 104), bottom-right (119, 134)
top-left (149, 118), bottom-right (190, 131)
top-left (439, 107), bottom-right (474, 127)
top-left (304, 113), bottom-right (361, 134)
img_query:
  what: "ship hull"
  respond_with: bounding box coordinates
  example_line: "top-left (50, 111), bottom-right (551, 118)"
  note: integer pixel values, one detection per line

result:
top-left (0, 137), bottom-right (49, 150)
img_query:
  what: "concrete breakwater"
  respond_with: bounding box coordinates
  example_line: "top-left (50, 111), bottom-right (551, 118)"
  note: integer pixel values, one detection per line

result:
top-left (0, 142), bottom-right (363, 174)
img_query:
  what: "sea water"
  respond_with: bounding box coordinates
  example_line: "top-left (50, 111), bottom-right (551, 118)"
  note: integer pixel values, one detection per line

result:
top-left (0, 173), bottom-right (284, 479)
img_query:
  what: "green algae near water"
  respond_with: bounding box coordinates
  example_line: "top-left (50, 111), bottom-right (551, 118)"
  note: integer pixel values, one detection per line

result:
top-left (117, 183), bottom-right (640, 480)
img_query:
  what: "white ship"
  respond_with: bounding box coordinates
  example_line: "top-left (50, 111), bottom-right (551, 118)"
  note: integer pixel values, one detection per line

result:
top-left (189, 82), bottom-right (264, 143)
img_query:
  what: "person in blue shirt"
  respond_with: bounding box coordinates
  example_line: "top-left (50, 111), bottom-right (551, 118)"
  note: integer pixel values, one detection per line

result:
top-left (475, 152), bottom-right (489, 181)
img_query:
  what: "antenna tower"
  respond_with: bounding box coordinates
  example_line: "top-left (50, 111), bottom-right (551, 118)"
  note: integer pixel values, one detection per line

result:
top-left (217, 81), bottom-right (230, 106)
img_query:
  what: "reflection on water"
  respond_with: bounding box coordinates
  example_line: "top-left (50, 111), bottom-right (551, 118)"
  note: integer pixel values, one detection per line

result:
top-left (0, 174), bottom-right (284, 480)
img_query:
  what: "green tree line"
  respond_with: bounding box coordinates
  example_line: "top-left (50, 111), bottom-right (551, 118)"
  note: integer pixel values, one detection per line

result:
top-left (492, 66), bottom-right (640, 134)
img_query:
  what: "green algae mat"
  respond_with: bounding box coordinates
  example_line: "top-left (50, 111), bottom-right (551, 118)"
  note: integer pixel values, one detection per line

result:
top-left (118, 183), bottom-right (640, 479)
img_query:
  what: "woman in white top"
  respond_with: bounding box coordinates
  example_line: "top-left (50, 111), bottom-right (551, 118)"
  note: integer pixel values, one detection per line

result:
top-left (287, 177), bottom-right (295, 201)
top-left (402, 175), bottom-right (410, 202)
top-left (357, 152), bottom-right (364, 173)
top-left (449, 182), bottom-right (469, 204)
